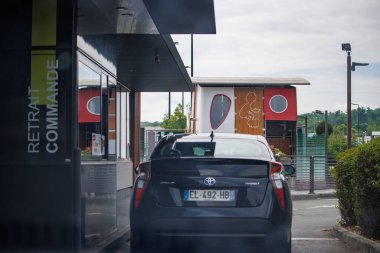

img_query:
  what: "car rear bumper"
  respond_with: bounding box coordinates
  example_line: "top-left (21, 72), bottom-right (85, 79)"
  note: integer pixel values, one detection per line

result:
top-left (135, 217), bottom-right (280, 238)
top-left (131, 217), bottom-right (291, 253)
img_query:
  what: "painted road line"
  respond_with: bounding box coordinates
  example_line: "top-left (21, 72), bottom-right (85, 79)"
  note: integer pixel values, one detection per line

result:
top-left (293, 237), bottom-right (339, 241)
top-left (306, 205), bottom-right (336, 209)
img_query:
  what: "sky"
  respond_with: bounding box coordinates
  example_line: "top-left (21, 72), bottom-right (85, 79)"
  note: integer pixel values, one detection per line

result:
top-left (141, 0), bottom-right (380, 122)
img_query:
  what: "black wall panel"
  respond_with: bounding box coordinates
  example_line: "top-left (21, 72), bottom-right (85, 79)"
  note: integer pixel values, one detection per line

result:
top-left (0, 0), bottom-right (80, 251)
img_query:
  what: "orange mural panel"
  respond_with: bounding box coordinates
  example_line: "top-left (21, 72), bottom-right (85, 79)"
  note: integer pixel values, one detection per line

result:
top-left (235, 88), bottom-right (264, 135)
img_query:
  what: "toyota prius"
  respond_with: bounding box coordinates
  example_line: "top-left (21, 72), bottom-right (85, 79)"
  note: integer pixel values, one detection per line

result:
top-left (130, 133), bottom-right (295, 253)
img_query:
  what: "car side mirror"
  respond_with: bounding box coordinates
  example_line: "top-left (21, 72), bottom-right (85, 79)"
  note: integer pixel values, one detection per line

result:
top-left (134, 166), bottom-right (139, 174)
top-left (283, 164), bottom-right (296, 176)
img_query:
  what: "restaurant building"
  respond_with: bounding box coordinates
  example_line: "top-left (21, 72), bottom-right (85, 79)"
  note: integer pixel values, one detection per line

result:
top-left (0, 0), bottom-right (215, 251)
top-left (192, 77), bottom-right (310, 155)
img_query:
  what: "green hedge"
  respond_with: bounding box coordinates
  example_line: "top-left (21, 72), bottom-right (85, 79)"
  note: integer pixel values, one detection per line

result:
top-left (333, 138), bottom-right (380, 239)
top-left (353, 138), bottom-right (380, 239)
top-left (334, 147), bottom-right (358, 226)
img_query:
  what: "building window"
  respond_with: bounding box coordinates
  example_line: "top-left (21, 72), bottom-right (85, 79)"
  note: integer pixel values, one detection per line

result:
top-left (78, 54), bottom-right (129, 160)
top-left (210, 94), bottom-right (231, 130)
top-left (108, 79), bottom-right (117, 158)
top-left (87, 96), bottom-right (101, 115)
top-left (78, 61), bottom-right (103, 157)
top-left (269, 95), bottom-right (288, 113)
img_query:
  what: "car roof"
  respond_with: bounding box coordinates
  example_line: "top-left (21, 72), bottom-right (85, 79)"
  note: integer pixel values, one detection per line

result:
top-left (152, 133), bottom-right (274, 161)
top-left (176, 133), bottom-right (268, 143)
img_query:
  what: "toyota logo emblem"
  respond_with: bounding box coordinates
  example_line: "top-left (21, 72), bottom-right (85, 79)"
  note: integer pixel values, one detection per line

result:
top-left (204, 177), bottom-right (216, 186)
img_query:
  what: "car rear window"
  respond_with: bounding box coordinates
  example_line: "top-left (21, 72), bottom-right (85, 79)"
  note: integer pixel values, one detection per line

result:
top-left (172, 139), bottom-right (271, 159)
top-left (151, 159), bottom-right (269, 177)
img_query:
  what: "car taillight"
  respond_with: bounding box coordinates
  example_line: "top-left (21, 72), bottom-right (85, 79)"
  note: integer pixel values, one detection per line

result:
top-left (134, 176), bottom-right (147, 209)
top-left (270, 162), bottom-right (285, 210)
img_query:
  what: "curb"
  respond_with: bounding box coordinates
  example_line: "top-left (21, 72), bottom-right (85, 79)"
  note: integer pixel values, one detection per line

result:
top-left (333, 225), bottom-right (380, 253)
top-left (101, 228), bottom-right (130, 253)
top-left (83, 226), bottom-right (130, 253)
top-left (291, 192), bottom-right (336, 201)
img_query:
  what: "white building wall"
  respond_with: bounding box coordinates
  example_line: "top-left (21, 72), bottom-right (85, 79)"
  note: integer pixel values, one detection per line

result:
top-left (195, 85), bottom-right (203, 132)
top-left (196, 86), bottom-right (235, 133)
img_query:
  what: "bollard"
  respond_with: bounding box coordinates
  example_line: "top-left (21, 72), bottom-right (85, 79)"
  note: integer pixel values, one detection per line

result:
top-left (309, 156), bottom-right (315, 194)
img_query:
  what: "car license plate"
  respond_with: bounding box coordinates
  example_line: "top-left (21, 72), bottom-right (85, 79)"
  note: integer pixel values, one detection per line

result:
top-left (183, 189), bottom-right (235, 201)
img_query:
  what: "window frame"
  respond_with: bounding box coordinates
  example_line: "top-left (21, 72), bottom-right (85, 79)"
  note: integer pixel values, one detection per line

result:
top-left (77, 52), bottom-right (130, 161)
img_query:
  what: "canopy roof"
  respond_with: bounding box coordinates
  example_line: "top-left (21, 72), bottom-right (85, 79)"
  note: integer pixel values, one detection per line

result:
top-left (81, 34), bottom-right (193, 92)
top-left (78, 0), bottom-right (216, 35)
top-left (192, 77), bottom-right (311, 87)
top-left (78, 0), bottom-right (216, 92)
top-left (143, 0), bottom-right (216, 34)
top-left (116, 34), bottom-right (193, 91)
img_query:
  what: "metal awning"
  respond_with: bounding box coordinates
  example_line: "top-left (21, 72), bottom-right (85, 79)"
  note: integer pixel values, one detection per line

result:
top-left (78, 0), bottom-right (159, 35)
top-left (143, 0), bottom-right (216, 34)
top-left (78, 0), bottom-right (216, 35)
top-left (77, 0), bottom-right (216, 92)
top-left (117, 34), bottom-right (193, 91)
top-left (81, 34), bottom-right (193, 92)
top-left (192, 77), bottom-right (311, 87)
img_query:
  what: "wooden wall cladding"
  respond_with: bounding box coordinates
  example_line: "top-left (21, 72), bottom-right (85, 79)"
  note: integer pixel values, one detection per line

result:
top-left (235, 88), bottom-right (264, 135)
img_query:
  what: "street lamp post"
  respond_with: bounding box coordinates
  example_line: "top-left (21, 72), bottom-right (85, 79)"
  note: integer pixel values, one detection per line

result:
top-left (324, 110), bottom-right (329, 185)
top-left (314, 110), bottom-right (329, 187)
top-left (341, 43), bottom-right (369, 148)
top-left (346, 46), bottom-right (352, 148)
top-left (168, 92), bottom-right (171, 119)
top-left (191, 34), bottom-right (194, 77)
top-left (314, 110), bottom-right (328, 157)
top-left (324, 110), bottom-right (328, 157)
top-left (297, 115), bottom-right (308, 155)
top-left (352, 103), bottom-right (360, 138)
top-left (190, 34), bottom-right (194, 132)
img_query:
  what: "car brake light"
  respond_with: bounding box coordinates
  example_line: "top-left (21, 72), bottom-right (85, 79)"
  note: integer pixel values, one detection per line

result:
top-left (270, 162), bottom-right (285, 209)
top-left (134, 178), bottom-right (146, 209)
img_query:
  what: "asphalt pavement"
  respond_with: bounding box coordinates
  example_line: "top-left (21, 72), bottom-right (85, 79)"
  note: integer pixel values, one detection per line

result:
top-left (292, 198), bottom-right (356, 253)
top-left (110, 198), bottom-right (356, 253)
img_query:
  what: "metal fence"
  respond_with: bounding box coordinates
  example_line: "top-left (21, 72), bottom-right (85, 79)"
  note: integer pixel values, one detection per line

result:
top-left (140, 133), bottom-right (336, 193)
top-left (278, 155), bottom-right (336, 193)
top-left (140, 129), bottom-right (187, 162)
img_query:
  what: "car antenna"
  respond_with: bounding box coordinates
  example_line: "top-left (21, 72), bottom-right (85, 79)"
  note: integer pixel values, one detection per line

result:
top-left (210, 131), bottom-right (214, 142)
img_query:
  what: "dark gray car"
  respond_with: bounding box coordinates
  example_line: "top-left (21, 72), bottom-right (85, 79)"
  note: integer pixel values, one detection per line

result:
top-left (130, 133), bottom-right (295, 253)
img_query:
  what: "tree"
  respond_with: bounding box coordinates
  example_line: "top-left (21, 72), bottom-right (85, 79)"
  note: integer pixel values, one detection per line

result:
top-left (328, 132), bottom-right (347, 157)
top-left (299, 108), bottom-right (380, 135)
top-left (161, 104), bottom-right (187, 130)
top-left (315, 121), bottom-right (333, 136)
top-left (141, 121), bottom-right (161, 127)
